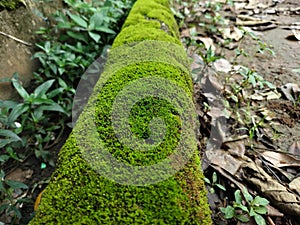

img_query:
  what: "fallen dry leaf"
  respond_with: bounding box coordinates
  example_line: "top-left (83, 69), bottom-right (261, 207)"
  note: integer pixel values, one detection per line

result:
top-left (261, 150), bottom-right (300, 168)
top-left (213, 58), bottom-right (232, 73)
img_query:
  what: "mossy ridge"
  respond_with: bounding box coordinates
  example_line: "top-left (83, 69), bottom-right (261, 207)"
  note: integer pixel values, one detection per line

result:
top-left (29, 0), bottom-right (212, 224)
top-left (113, 0), bottom-right (180, 47)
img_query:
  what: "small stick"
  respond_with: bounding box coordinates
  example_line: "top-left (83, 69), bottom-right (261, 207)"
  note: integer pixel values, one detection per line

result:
top-left (0, 31), bottom-right (32, 46)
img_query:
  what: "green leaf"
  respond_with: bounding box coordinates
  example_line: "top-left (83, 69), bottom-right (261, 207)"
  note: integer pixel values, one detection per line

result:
top-left (234, 190), bottom-right (242, 204)
top-left (89, 12), bottom-right (103, 30)
top-left (94, 26), bottom-right (116, 34)
top-left (67, 12), bottom-right (87, 28)
top-left (8, 103), bottom-right (29, 123)
top-left (31, 98), bottom-right (55, 105)
top-left (220, 206), bottom-right (235, 219)
top-left (0, 154), bottom-right (10, 163)
top-left (0, 130), bottom-right (22, 147)
top-left (234, 203), bottom-right (248, 212)
top-left (11, 77), bottom-right (29, 99)
top-left (254, 213), bottom-right (266, 225)
top-left (0, 204), bottom-right (10, 213)
top-left (204, 177), bottom-right (211, 185)
top-left (34, 79), bottom-right (55, 97)
top-left (212, 172), bottom-right (217, 183)
top-left (248, 74), bottom-right (256, 87)
top-left (36, 104), bottom-right (67, 115)
top-left (6, 146), bottom-right (20, 160)
top-left (88, 31), bottom-right (101, 42)
top-left (215, 183), bottom-right (226, 191)
top-left (242, 188), bottom-right (253, 203)
top-left (0, 100), bottom-right (18, 109)
top-left (252, 196), bottom-right (269, 206)
top-left (253, 205), bottom-right (268, 215)
top-left (264, 81), bottom-right (276, 89)
top-left (236, 214), bottom-right (249, 223)
top-left (0, 139), bottom-right (14, 148)
top-left (67, 31), bottom-right (88, 43)
top-left (5, 180), bottom-right (28, 189)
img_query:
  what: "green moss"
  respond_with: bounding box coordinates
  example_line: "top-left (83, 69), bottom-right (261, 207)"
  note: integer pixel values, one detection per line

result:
top-left (0, 0), bottom-right (23, 11)
top-left (29, 0), bottom-right (212, 224)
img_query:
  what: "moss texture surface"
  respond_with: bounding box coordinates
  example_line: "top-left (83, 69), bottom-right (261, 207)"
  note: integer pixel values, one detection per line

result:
top-left (29, 0), bottom-right (212, 224)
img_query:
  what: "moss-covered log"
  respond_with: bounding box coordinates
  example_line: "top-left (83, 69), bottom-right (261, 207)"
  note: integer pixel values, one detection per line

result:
top-left (29, 0), bottom-right (212, 224)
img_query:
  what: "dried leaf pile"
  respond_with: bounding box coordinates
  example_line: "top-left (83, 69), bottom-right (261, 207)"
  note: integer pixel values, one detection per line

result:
top-left (174, 0), bottom-right (300, 224)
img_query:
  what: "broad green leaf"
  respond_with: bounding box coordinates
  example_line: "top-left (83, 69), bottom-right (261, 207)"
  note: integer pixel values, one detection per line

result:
top-left (37, 104), bottom-right (67, 115)
top-left (0, 139), bottom-right (14, 148)
top-left (236, 214), bottom-right (249, 223)
top-left (11, 78), bottom-right (29, 99)
top-left (234, 203), bottom-right (248, 212)
top-left (220, 206), bottom-right (235, 219)
top-left (204, 177), bottom-right (211, 185)
top-left (0, 154), bottom-right (10, 163)
top-left (254, 214), bottom-right (267, 225)
top-left (48, 88), bottom-right (64, 98)
top-left (31, 98), bottom-right (54, 105)
top-left (252, 196), bottom-right (269, 206)
top-left (0, 100), bottom-right (18, 109)
top-left (234, 190), bottom-right (242, 204)
top-left (88, 31), bottom-right (101, 42)
top-left (67, 31), bottom-right (88, 43)
top-left (89, 12), bottom-right (104, 30)
top-left (34, 79), bottom-right (55, 97)
top-left (49, 63), bottom-right (57, 74)
top-left (0, 129), bottom-right (22, 142)
top-left (57, 21), bottom-right (72, 29)
top-left (8, 103), bottom-right (29, 123)
top-left (5, 180), bottom-right (28, 189)
top-left (242, 188), bottom-right (253, 203)
top-left (253, 205), bottom-right (268, 214)
top-left (67, 12), bottom-right (87, 28)
top-left (58, 78), bottom-right (67, 89)
top-left (94, 26), bottom-right (116, 34)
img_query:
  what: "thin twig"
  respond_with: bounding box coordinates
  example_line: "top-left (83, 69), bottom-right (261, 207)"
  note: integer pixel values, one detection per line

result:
top-left (0, 31), bottom-right (32, 46)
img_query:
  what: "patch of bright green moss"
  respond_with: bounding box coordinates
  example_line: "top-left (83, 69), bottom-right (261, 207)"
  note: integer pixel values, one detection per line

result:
top-left (29, 0), bottom-right (212, 224)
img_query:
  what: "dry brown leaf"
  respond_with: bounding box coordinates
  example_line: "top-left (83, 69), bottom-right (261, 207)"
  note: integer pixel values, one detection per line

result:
top-left (289, 177), bottom-right (300, 196)
top-left (194, 37), bottom-right (216, 52)
top-left (280, 83), bottom-right (300, 102)
top-left (288, 141), bottom-right (300, 158)
top-left (262, 151), bottom-right (300, 167)
top-left (213, 58), bottom-right (232, 73)
top-left (242, 161), bottom-right (300, 216)
top-left (219, 27), bottom-right (243, 41)
top-left (205, 149), bottom-right (243, 175)
top-left (223, 140), bottom-right (246, 157)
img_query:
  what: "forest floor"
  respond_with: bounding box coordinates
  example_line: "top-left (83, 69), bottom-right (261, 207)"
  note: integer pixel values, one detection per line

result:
top-left (176, 0), bottom-right (300, 224)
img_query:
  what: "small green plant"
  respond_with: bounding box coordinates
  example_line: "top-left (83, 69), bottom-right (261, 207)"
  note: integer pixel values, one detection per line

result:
top-left (0, 170), bottom-right (31, 224)
top-left (238, 66), bottom-right (275, 90)
top-left (0, 73), bottom-right (67, 164)
top-left (204, 172), bottom-right (226, 194)
top-left (220, 189), bottom-right (269, 225)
